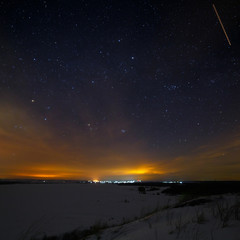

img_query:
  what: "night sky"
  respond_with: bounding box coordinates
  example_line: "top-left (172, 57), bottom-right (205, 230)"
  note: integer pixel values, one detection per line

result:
top-left (1, 0), bottom-right (240, 181)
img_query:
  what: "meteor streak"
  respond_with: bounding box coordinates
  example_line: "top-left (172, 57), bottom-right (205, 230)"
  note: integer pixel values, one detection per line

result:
top-left (212, 4), bottom-right (231, 46)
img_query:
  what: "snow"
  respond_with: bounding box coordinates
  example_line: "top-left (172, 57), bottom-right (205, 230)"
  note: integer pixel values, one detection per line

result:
top-left (0, 184), bottom-right (239, 240)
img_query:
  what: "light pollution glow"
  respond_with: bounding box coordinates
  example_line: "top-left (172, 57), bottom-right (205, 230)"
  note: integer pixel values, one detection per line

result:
top-left (1, 103), bottom-right (240, 181)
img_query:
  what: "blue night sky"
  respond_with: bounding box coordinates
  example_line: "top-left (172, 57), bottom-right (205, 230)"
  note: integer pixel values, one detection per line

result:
top-left (0, 0), bottom-right (240, 180)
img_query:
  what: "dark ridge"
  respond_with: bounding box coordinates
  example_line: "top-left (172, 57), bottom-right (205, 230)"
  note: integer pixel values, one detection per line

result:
top-left (0, 179), bottom-right (89, 185)
top-left (118, 181), bottom-right (170, 187)
top-left (161, 181), bottom-right (240, 196)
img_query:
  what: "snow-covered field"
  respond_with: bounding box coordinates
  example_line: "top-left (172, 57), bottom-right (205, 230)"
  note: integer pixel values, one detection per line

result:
top-left (0, 183), bottom-right (239, 240)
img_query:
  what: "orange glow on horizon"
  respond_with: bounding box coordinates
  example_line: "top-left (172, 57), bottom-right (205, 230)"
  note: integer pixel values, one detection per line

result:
top-left (110, 165), bottom-right (166, 177)
top-left (124, 168), bottom-right (165, 175)
top-left (12, 171), bottom-right (71, 179)
top-left (1, 164), bottom-right (167, 180)
top-left (19, 174), bottom-right (59, 178)
top-left (1, 103), bottom-right (240, 181)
